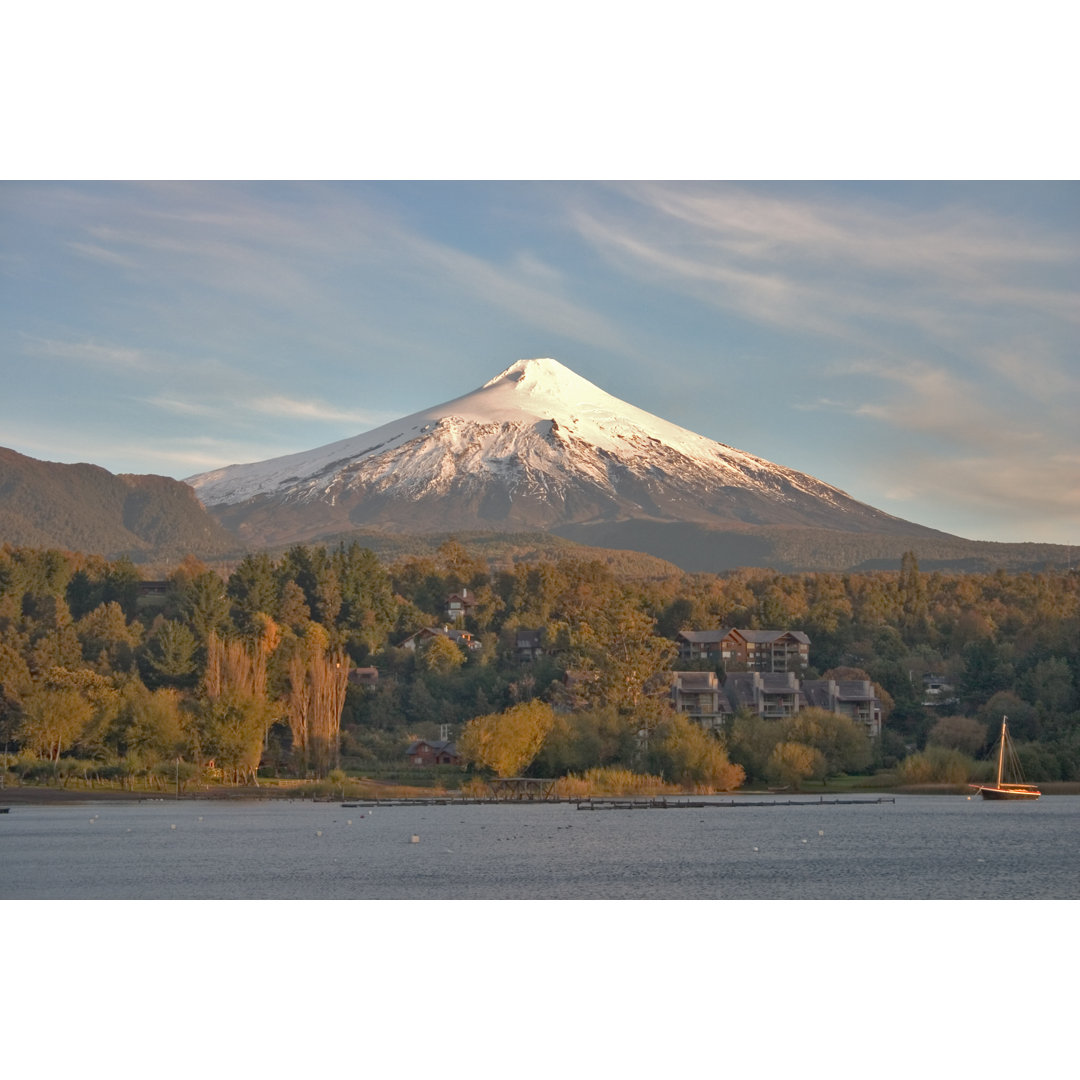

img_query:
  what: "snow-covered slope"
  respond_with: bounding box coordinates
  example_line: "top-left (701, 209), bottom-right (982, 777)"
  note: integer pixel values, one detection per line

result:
top-left (186, 357), bottom-right (931, 544)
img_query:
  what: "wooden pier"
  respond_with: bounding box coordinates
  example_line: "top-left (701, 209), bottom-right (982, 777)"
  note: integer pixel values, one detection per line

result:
top-left (574, 796), bottom-right (896, 810)
top-left (334, 794), bottom-right (896, 809)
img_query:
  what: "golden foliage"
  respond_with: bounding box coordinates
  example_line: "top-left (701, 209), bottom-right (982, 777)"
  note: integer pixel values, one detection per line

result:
top-left (458, 700), bottom-right (556, 777)
top-left (653, 712), bottom-right (746, 791)
top-left (766, 741), bottom-right (826, 790)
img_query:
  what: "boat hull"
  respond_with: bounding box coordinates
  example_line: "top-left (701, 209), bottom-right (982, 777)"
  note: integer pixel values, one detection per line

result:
top-left (972, 785), bottom-right (1040, 801)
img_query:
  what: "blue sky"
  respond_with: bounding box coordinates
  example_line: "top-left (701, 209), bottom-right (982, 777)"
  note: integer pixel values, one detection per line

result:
top-left (2, 180), bottom-right (1077, 545)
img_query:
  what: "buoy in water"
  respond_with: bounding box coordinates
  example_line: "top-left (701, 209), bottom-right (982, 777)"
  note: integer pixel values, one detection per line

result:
top-left (410, 834), bottom-right (420, 844)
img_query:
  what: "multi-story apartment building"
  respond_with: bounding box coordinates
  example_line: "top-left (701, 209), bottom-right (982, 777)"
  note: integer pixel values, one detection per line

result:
top-left (668, 671), bottom-right (725, 730)
top-left (801, 679), bottom-right (883, 737)
top-left (676, 628), bottom-right (811, 673)
top-left (670, 671), bottom-right (882, 737)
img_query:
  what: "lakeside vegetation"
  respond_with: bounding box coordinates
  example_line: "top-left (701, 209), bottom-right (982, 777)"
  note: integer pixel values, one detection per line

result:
top-left (2, 539), bottom-right (1078, 797)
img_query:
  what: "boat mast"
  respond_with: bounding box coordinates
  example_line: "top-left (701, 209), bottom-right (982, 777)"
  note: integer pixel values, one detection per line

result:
top-left (997, 716), bottom-right (1007, 788)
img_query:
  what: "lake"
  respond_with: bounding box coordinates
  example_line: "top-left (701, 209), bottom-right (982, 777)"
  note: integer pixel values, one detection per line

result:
top-left (3, 793), bottom-right (1077, 899)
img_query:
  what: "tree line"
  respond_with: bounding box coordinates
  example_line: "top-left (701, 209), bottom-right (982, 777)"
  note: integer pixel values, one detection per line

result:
top-left (1, 540), bottom-right (1078, 790)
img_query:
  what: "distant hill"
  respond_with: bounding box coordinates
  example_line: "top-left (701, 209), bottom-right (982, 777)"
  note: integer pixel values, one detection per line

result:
top-left (0, 447), bottom-right (237, 560)
top-left (270, 529), bottom-right (685, 579)
top-left (552, 519), bottom-right (1076, 574)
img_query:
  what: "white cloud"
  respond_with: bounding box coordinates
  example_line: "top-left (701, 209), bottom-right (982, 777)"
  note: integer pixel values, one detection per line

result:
top-left (66, 241), bottom-right (138, 267)
top-left (572, 182), bottom-right (1079, 360)
top-left (22, 336), bottom-right (157, 370)
top-left (249, 395), bottom-right (391, 427)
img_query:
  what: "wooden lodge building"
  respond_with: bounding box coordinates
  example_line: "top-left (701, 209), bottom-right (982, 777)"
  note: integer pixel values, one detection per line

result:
top-left (676, 628), bottom-right (810, 673)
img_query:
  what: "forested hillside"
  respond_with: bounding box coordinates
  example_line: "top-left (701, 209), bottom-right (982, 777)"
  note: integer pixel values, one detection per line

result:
top-left (0, 447), bottom-right (237, 559)
top-left (2, 539), bottom-right (1078, 792)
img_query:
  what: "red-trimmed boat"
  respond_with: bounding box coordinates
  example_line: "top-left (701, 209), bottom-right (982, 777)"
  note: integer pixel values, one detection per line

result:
top-left (971, 717), bottom-right (1040, 801)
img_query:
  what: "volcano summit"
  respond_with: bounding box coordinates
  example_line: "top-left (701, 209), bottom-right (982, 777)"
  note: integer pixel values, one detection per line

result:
top-left (186, 358), bottom-right (947, 559)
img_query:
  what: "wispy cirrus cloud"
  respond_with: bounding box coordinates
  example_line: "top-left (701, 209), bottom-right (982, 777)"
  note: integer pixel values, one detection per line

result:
top-left (569, 182), bottom-right (1079, 536)
top-left (66, 241), bottom-right (139, 267)
top-left (249, 395), bottom-right (392, 427)
top-left (573, 183), bottom-right (1080, 349)
top-left (22, 335), bottom-right (158, 370)
top-left (146, 392), bottom-right (391, 431)
top-left (35, 182), bottom-right (630, 355)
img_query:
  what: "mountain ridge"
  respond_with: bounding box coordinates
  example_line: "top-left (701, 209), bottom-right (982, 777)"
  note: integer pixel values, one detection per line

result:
top-left (0, 446), bottom-right (236, 560)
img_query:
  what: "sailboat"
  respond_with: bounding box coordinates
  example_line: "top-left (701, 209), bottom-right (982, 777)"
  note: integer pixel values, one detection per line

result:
top-left (970, 717), bottom-right (1040, 801)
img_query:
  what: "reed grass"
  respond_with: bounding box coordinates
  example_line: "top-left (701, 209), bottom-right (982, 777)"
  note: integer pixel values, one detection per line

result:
top-left (552, 767), bottom-right (682, 797)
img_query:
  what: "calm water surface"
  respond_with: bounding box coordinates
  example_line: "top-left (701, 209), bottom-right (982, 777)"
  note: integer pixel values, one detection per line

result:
top-left (2, 794), bottom-right (1077, 899)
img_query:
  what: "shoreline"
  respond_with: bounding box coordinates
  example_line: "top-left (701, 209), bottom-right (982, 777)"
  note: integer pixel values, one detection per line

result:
top-left (5, 781), bottom-right (1080, 805)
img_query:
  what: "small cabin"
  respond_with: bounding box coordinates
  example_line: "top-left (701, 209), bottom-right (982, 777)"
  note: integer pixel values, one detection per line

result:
top-left (446, 590), bottom-right (476, 622)
top-left (405, 739), bottom-right (461, 767)
top-left (515, 629), bottom-right (545, 662)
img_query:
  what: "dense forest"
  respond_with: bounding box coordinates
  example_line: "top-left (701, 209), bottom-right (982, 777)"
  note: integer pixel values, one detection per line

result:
top-left (1, 539), bottom-right (1078, 793)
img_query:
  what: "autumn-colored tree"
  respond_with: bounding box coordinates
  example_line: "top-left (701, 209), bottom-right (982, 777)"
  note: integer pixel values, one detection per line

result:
top-left (458, 700), bottom-right (557, 777)
top-left (284, 623), bottom-right (350, 777)
top-left (18, 687), bottom-right (93, 761)
top-left (648, 711), bottom-right (745, 791)
top-left (0, 640), bottom-right (33, 723)
top-left (27, 595), bottom-right (83, 673)
top-left (558, 579), bottom-right (676, 716)
top-left (34, 666), bottom-right (121, 758)
top-left (419, 633), bottom-right (466, 675)
top-left (766, 741), bottom-right (826, 790)
top-left (198, 691), bottom-right (274, 783)
top-left (120, 683), bottom-right (188, 768)
top-left (199, 628), bottom-right (279, 782)
top-left (780, 707), bottom-right (873, 776)
top-left (76, 601), bottom-right (142, 671)
top-left (532, 706), bottom-right (639, 775)
top-left (896, 746), bottom-right (975, 785)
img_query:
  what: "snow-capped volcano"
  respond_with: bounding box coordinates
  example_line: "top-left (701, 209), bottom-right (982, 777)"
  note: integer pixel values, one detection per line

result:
top-left (186, 357), bottom-right (935, 547)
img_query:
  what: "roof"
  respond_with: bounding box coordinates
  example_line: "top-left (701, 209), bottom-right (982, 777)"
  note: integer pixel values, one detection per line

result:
top-left (800, 678), bottom-right (878, 706)
top-left (400, 626), bottom-right (476, 647)
top-left (759, 672), bottom-right (799, 693)
top-left (835, 680), bottom-right (876, 701)
top-left (672, 671), bottom-right (719, 690)
top-left (737, 629), bottom-right (811, 645)
top-left (677, 628), bottom-right (811, 646)
top-left (677, 629), bottom-right (730, 645)
top-left (406, 740), bottom-right (458, 756)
